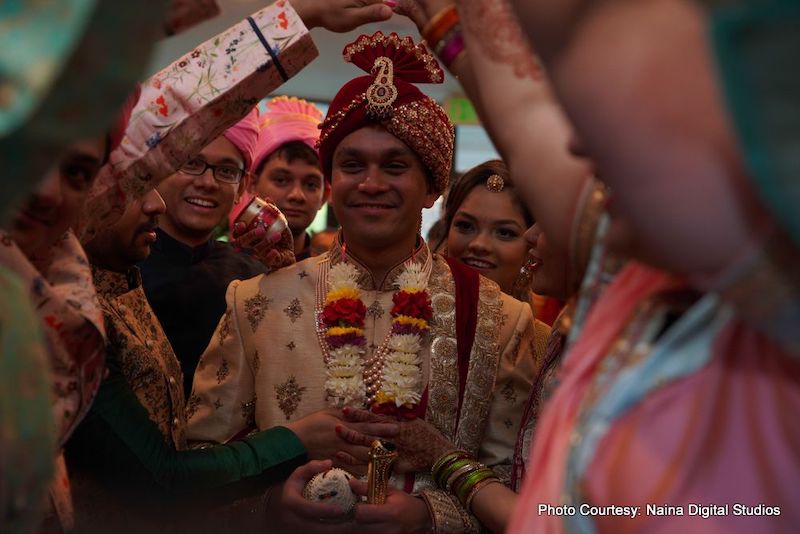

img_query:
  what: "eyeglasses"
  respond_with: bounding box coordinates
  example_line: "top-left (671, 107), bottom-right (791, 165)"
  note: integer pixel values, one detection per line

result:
top-left (179, 158), bottom-right (245, 184)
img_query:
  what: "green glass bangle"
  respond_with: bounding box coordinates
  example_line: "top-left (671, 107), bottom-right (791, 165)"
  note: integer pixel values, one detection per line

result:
top-left (437, 458), bottom-right (473, 489)
top-left (456, 468), bottom-right (495, 505)
top-left (431, 449), bottom-right (469, 480)
top-left (445, 462), bottom-right (480, 492)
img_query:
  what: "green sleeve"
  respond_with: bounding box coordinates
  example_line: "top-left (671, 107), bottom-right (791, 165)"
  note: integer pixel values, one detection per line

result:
top-left (75, 352), bottom-right (306, 495)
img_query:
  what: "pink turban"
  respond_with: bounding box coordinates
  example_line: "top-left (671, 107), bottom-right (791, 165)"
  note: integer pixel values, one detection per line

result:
top-left (252, 96), bottom-right (323, 173)
top-left (228, 97), bottom-right (323, 232)
top-left (222, 107), bottom-right (260, 172)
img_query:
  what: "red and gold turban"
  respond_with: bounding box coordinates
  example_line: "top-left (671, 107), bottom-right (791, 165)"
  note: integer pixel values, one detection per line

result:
top-left (318, 32), bottom-right (455, 194)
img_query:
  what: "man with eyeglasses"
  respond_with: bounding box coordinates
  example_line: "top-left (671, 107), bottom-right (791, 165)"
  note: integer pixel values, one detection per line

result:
top-left (139, 110), bottom-right (272, 398)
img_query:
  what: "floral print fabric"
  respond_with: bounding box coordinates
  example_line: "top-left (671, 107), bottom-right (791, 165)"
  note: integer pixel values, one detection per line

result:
top-left (0, 231), bottom-right (105, 445)
top-left (78, 0), bottom-right (317, 241)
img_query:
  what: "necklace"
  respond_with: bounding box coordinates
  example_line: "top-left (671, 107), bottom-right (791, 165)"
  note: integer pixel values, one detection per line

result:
top-left (315, 251), bottom-right (433, 414)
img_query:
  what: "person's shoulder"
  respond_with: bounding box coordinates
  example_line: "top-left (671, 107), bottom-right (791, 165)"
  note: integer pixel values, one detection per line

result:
top-left (235, 254), bottom-right (323, 293)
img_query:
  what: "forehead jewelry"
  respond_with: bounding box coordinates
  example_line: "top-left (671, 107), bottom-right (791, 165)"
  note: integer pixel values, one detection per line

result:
top-left (485, 174), bottom-right (505, 193)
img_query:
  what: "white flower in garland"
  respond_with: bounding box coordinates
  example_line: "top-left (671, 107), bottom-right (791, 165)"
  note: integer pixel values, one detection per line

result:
top-left (328, 262), bottom-right (361, 292)
top-left (326, 375), bottom-right (365, 407)
top-left (388, 333), bottom-right (422, 355)
top-left (394, 262), bottom-right (428, 292)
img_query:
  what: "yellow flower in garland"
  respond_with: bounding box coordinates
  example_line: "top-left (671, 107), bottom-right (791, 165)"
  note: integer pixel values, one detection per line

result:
top-left (394, 315), bottom-right (429, 331)
top-left (327, 326), bottom-right (365, 338)
top-left (325, 287), bottom-right (360, 304)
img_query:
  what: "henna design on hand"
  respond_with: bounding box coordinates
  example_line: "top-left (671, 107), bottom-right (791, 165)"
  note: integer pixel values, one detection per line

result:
top-left (460, 0), bottom-right (544, 80)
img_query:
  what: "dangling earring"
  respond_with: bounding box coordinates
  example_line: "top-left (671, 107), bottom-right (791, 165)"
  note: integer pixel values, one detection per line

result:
top-left (511, 255), bottom-right (534, 302)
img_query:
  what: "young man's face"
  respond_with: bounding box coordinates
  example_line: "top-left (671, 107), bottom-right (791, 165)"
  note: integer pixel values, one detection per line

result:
top-left (253, 148), bottom-right (327, 237)
top-left (329, 125), bottom-right (439, 252)
top-left (9, 137), bottom-right (106, 257)
top-left (157, 135), bottom-right (245, 245)
top-left (84, 188), bottom-right (166, 271)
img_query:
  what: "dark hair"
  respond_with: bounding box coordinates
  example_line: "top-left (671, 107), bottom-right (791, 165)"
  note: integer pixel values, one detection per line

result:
top-left (436, 159), bottom-right (533, 251)
top-left (255, 140), bottom-right (320, 176)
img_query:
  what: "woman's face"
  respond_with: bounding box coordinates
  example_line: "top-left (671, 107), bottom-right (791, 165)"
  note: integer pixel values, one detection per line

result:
top-left (447, 186), bottom-right (530, 293)
top-left (523, 223), bottom-right (569, 300)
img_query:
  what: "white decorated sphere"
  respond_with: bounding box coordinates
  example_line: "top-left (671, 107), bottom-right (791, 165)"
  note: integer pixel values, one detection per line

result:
top-left (302, 468), bottom-right (357, 513)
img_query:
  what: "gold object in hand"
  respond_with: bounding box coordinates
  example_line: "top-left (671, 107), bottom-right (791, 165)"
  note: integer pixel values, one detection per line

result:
top-left (366, 439), bottom-right (399, 505)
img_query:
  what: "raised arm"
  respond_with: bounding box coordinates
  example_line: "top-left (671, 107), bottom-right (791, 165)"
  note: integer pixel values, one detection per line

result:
top-left (79, 0), bottom-right (393, 241)
top-left (396, 0), bottom-right (592, 254)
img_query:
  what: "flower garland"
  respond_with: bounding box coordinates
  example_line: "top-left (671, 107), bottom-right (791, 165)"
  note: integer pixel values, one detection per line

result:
top-left (320, 262), bottom-right (368, 406)
top-left (318, 260), bottom-right (432, 416)
top-left (374, 262), bottom-right (432, 416)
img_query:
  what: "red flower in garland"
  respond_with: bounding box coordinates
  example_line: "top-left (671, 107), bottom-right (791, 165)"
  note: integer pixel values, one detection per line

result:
top-left (322, 298), bottom-right (367, 327)
top-left (391, 291), bottom-right (432, 321)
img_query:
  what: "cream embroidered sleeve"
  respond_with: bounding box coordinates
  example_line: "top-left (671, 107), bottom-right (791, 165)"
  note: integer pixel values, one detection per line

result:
top-left (186, 280), bottom-right (256, 444)
top-left (478, 299), bottom-right (542, 480)
top-left (421, 301), bottom-right (543, 533)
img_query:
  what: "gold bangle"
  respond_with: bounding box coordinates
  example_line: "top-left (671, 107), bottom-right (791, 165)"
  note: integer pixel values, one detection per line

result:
top-left (464, 477), bottom-right (501, 513)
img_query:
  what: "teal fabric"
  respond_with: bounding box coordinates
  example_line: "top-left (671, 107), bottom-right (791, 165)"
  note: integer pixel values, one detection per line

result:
top-left (709, 0), bottom-right (800, 246)
top-left (0, 266), bottom-right (55, 533)
top-left (0, 0), bottom-right (96, 137)
top-left (67, 348), bottom-right (306, 493)
top-left (65, 345), bottom-right (307, 529)
top-left (0, 0), bottom-right (168, 222)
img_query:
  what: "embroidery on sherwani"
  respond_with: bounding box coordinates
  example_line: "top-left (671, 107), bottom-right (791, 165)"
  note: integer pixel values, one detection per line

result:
top-left (454, 279), bottom-right (505, 455)
top-left (93, 268), bottom-right (186, 448)
top-left (186, 393), bottom-right (201, 421)
top-left (501, 380), bottom-right (517, 404)
top-left (241, 395), bottom-right (257, 425)
top-left (366, 299), bottom-right (384, 319)
top-left (216, 359), bottom-right (230, 384)
top-left (218, 309), bottom-right (232, 345)
top-left (286, 341), bottom-right (296, 351)
top-left (213, 398), bottom-right (223, 410)
top-left (508, 330), bottom-right (524, 366)
top-left (252, 350), bottom-right (260, 374)
top-left (283, 297), bottom-right (304, 322)
top-left (275, 376), bottom-right (307, 420)
top-left (243, 293), bottom-right (272, 332)
top-left (426, 257), bottom-right (460, 444)
top-left (298, 270), bottom-right (309, 279)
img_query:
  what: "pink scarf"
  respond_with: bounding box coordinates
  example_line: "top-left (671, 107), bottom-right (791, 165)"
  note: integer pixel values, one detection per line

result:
top-left (508, 263), bottom-right (680, 532)
top-left (509, 261), bottom-right (800, 532)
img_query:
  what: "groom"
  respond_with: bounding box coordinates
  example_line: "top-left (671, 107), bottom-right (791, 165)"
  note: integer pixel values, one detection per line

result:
top-left (187, 31), bottom-right (547, 531)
